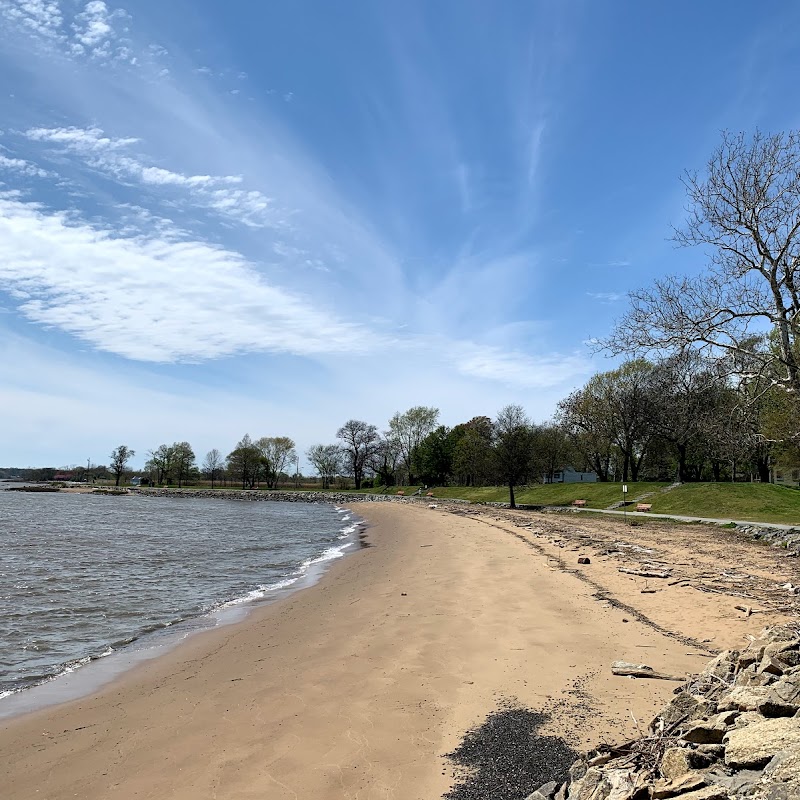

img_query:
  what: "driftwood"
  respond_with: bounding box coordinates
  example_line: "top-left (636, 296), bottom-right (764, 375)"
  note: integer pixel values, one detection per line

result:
top-left (611, 661), bottom-right (685, 681)
top-left (619, 568), bottom-right (671, 579)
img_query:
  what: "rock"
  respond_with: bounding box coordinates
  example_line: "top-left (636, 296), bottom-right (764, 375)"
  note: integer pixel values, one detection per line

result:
top-left (696, 744), bottom-right (726, 760)
top-left (567, 768), bottom-right (638, 800)
top-left (660, 747), bottom-right (694, 780)
top-left (569, 759), bottom-right (589, 784)
top-left (526, 780), bottom-right (558, 800)
top-left (658, 786), bottom-right (729, 800)
top-left (704, 651), bottom-right (739, 681)
top-left (758, 678), bottom-right (800, 717)
top-left (758, 749), bottom-right (800, 799)
top-left (577, 557), bottom-right (591, 564)
top-left (657, 692), bottom-right (704, 729)
top-left (739, 647), bottom-right (766, 670)
top-left (652, 772), bottom-right (707, 798)
top-left (764, 640), bottom-right (800, 658)
top-left (759, 655), bottom-right (788, 677)
top-left (681, 719), bottom-right (728, 744)
top-left (724, 717), bottom-right (800, 769)
top-left (705, 767), bottom-right (762, 794)
top-left (718, 685), bottom-right (771, 712)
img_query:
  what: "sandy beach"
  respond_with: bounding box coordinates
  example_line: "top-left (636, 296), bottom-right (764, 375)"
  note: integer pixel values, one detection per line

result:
top-left (1, 502), bottom-right (796, 799)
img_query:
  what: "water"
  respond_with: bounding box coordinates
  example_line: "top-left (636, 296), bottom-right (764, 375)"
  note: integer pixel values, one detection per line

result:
top-left (0, 488), bottom-right (360, 711)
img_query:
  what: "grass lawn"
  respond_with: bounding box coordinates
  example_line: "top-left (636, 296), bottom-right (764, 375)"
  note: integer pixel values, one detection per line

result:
top-left (649, 483), bottom-right (800, 525)
top-left (367, 482), bottom-right (668, 508)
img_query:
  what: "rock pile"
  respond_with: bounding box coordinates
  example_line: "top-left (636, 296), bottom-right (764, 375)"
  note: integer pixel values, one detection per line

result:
top-left (528, 627), bottom-right (800, 800)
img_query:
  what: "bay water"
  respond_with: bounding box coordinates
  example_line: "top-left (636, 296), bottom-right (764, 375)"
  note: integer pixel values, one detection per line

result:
top-left (0, 488), bottom-right (360, 714)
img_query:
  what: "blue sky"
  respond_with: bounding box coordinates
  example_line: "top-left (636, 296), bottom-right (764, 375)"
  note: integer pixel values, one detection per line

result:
top-left (1, 0), bottom-right (798, 469)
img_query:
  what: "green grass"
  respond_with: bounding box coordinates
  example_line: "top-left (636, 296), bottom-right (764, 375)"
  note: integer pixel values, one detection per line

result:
top-left (649, 483), bottom-right (800, 525)
top-left (365, 482), bottom-right (667, 509)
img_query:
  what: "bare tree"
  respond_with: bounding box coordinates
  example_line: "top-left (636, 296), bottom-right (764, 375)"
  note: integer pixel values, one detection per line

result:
top-left (306, 444), bottom-right (342, 489)
top-left (603, 130), bottom-right (800, 396)
top-left (202, 448), bottom-right (223, 488)
top-left (493, 405), bottom-right (535, 509)
top-left (110, 445), bottom-right (135, 487)
top-left (336, 420), bottom-right (378, 490)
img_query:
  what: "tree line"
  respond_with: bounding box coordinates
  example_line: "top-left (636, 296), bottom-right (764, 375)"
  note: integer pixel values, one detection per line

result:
top-left (20, 130), bottom-right (800, 503)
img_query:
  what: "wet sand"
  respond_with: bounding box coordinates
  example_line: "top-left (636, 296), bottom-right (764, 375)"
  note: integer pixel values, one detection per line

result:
top-left (1, 502), bottom-right (789, 800)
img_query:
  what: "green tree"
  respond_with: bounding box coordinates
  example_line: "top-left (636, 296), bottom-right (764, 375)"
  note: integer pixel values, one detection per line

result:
top-left (388, 406), bottom-right (440, 484)
top-left (414, 426), bottom-right (455, 486)
top-left (227, 434), bottom-right (260, 489)
top-left (256, 436), bottom-right (297, 488)
top-left (493, 405), bottom-right (535, 509)
top-left (452, 416), bottom-right (495, 486)
top-left (172, 441), bottom-right (196, 488)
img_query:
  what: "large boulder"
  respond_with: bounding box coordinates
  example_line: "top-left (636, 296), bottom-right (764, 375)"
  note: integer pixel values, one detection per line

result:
top-left (724, 717), bottom-right (800, 769)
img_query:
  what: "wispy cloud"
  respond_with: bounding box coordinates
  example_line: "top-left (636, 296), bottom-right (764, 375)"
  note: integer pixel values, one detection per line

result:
top-left (0, 193), bottom-right (373, 362)
top-left (24, 125), bottom-right (282, 228)
top-left (588, 260), bottom-right (631, 267)
top-left (586, 291), bottom-right (623, 303)
top-left (0, 153), bottom-right (51, 178)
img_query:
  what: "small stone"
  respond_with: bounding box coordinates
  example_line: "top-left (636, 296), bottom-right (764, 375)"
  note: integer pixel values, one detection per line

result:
top-left (661, 747), bottom-right (694, 780)
top-left (577, 557), bottom-right (591, 564)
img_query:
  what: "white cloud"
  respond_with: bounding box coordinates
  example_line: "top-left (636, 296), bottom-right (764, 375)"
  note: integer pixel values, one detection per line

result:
top-left (0, 154), bottom-right (51, 178)
top-left (24, 125), bottom-right (280, 228)
top-left (73, 1), bottom-right (114, 49)
top-left (0, 193), bottom-right (376, 362)
top-left (0, 0), bottom-right (63, 40)
top-left (1, 0), bottom-right (134, 62)
top-left (26, 125), bottom-right (139, 151)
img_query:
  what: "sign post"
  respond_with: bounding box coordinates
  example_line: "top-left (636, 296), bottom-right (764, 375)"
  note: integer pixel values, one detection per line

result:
top-left (622, 484), bottom-right (628, 521)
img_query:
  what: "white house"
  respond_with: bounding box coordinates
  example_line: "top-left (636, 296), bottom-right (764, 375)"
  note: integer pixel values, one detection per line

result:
top-left (543, 466), bottom-right (598, 484)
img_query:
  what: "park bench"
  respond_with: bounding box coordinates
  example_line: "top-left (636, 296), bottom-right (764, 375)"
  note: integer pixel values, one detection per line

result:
top-left (572, 499), bottom-right (587, 507)
top-left (636, 503), bottom-right (652, 512)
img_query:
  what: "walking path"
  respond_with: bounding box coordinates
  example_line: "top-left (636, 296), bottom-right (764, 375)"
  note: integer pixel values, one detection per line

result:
top-left (572, 506), bottom-right (800, 531)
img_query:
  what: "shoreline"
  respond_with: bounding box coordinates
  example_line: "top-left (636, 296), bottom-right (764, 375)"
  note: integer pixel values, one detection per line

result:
top-left (0, 502), bottom-right (367, 720)
top-left (2, 503), bottom-right (796, 799)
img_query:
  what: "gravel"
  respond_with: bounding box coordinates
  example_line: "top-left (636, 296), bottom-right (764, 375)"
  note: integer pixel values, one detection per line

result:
top-left (443, 704), bottom-right (577, 800)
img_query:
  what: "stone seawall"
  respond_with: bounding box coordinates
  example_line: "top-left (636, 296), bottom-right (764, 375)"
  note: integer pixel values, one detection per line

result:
top-left (527, 626), bottom-right (800, 800)
top-left (131, 488), bottom-right (470, 506)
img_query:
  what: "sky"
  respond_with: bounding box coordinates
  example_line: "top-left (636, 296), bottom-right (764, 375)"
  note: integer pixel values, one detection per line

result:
top-left (1, 0), bottom-right (799, 469)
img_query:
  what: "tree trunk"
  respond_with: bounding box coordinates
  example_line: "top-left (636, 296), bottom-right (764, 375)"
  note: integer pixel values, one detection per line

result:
top-left (508, 482), bottom-right (516, 509)
top-left (115, 472), bottom-right (121, 487)
top-left (677, 443), bottom-right (688, 482)
top-left (757, 456), bottom-right (770, 484)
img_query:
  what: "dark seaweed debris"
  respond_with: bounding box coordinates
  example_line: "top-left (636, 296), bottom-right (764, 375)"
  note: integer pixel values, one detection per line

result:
top-left (443, 705), bottom-right (577, 800)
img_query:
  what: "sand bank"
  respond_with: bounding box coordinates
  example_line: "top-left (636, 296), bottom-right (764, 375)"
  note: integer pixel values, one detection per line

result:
top-left (1, 502), bottom-right (794, 799)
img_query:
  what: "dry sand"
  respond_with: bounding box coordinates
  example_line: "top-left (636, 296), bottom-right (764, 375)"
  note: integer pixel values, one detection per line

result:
top-left (2, 502), bottom-right (797, 799)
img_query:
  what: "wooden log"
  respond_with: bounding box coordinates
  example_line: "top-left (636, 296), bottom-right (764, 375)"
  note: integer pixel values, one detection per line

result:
top-left (611, 661), bottom-right (685, 681)
top-left (619, 567), bottom-right (671, 579)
